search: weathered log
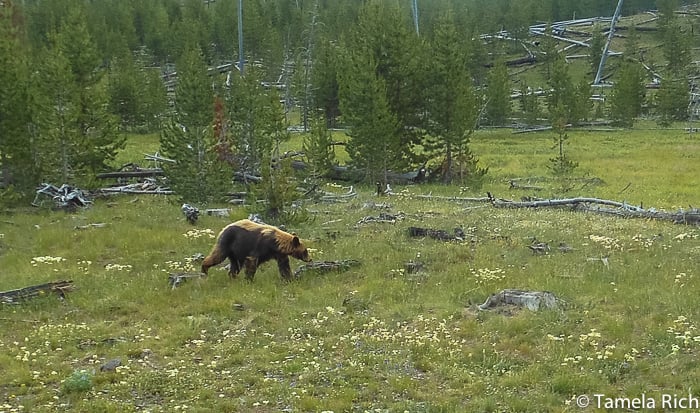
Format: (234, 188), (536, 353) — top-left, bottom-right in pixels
(96, 169), (164, 179)
(356, 212), (405, 226)
(478, 289), (561, 312)
(293, 259), (361, 278)
(408, 226), (465, 241)
(488, 194), (700, 226)
(1, 280), (74, 304)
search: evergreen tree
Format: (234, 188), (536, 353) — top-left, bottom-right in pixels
(608, 60), (646, 127)
(31, 7), (122, 187)
(485, 61), (512, 126)
(302, 115), (335, 183)
(225, 68), (286, 178)
(312, 35), (341, 128)
(347, 0), (427, 168)
(424, 9), (485, 185)
(0, 0), (35, 202)
(32, 46), (81, 184)
(589, 26), (605, 76)
(548, 102), (579, 193)
(520, 82), (541, 125)
(338, 50), (400, 184)
(108, 50), (141, 130)
(656, 76), (690, 126)
(160, 45), (229, 204)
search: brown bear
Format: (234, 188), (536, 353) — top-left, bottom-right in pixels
(201, 219), (311, 281)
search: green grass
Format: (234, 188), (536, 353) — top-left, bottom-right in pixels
(1, 128), (700, 412)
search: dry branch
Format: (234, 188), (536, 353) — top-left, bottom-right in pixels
(1, 280), (74, 304)
(168, 272), (205, 290)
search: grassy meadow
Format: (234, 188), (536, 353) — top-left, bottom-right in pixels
(1, 127), (700, 412)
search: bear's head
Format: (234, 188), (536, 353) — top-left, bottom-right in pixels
(289, 235), (312, 262)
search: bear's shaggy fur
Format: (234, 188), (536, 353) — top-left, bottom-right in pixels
(201, 219), (311, 281)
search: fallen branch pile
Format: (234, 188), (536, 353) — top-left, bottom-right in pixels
(1, 280), (74, 304)
(32, 183), (92, 209)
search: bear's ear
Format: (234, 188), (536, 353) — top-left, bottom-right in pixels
(292, 236), (301, 247)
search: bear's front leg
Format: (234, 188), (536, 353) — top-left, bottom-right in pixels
(244, 257), (258, 281)
(228, 259), (241, 279)
(277, 256), (293, 281)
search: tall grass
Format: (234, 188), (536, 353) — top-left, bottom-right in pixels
(1, 128), (699, 412)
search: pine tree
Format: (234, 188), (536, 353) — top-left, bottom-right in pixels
(589, 27), (605, 75)
(520, 82), (541, 126)
(485, 61), (512, 126)
(302, 115), (335, 182)
(346, 0), (427, 168)
(33, 7), (123, 186)
(609, 61), (646, 127)
(0, 0), (35, 202)
(32, 46), (81, 184)
(160, 45), (230, 204)
(424, 9), (485, 185)
(338, 50), (400, 184)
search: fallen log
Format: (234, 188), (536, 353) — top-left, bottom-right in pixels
(293, 259), (361, 278)
(488, 194), (700, 226)
(1, 280), (74, 304)
(96, 169), (164, 179)
(408, 226), (465, 241)
(478, 289), (562, 312)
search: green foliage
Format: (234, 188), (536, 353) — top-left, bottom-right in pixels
(225, 68), (286, 176)
(62, 370), (94, 394)
(160, 45), (230, 204)
(519, 82), (541, 125)
(344, 0), (427, 168)
(30, 7), (123, 188)
(423, 8), (486, 185)
(160, 122), (230, 204)
(248, 156), (305, 223)
(547, 104), (579, 192)
(588, 26), (605, 75)
(0, 0), (35, 199)
(107, 48), (167, 133)
(302, 115), (336, 182)
(655, 76), (690, 126)
(484, 61), (512, 126)
(338, 50), (400, 184)
(608, 61), (646, 127)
